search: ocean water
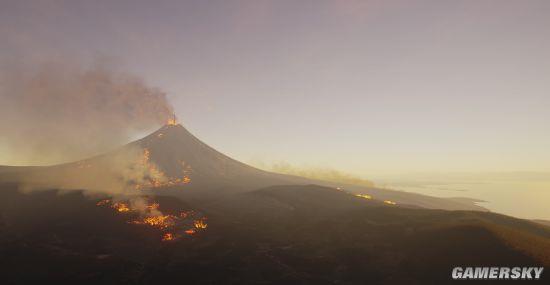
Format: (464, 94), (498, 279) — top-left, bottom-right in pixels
(373, 173), (550, 220)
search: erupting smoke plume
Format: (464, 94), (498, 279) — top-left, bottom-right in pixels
(0, 60), (174, 165)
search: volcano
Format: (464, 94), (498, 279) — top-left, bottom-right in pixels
(1, 123), (485, 211)
(1, 123), (549, 284)
(130, 123), (312, 192)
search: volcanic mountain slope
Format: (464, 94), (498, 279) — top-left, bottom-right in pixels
(131, 124), (310, 192)
(1, 124), (548, 284)
(1, 123), (484, 211)
(0, 183), (548, 284)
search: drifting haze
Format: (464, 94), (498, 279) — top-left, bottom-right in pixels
(14, 144), (178, 218)
(256, 161), (374, 188)
(0, 60), (173, 165)
(1, 0), (549, 173)
(16, 146), (147, 195)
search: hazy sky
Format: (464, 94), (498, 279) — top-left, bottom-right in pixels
(1, 0), (549, 176)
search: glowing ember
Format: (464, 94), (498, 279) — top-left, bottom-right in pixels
(96, 198), (208, 241)
(166, 113), (177, 126)
(134, 148), (192, 190)
(355, 194), (372, 199)
(162, 233), (175, 241)
(142, 148), (150, 162)
(146, 203), (160, 211)
(383, 200), (397, 205)
(112, 202), (130, 212)
(194, 218), (208, 229)
(96, 199), (111, 206)
(131, 215), (176, 229)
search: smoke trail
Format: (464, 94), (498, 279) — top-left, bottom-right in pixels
(256, 161), (375, 187)
(0, 60), (174, 165)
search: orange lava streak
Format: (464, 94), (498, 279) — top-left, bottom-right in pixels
(162, 233), (175, 241)
(355, 194), (372, 199)
(112, 202), (130, 212)
(134, 148), (192, 190)
(96, 198), (207, 241)
(96, 199), (111, 206)
(194, 218), (208, 229)
(131, 215), (176, 229)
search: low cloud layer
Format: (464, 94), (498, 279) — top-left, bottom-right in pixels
(0, 60), (173, 165)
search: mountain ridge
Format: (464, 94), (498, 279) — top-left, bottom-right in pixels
(1, 123), (486, 211)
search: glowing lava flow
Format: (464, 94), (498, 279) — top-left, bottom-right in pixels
(355, 194), (372, 199)
(112, 202), (130, 212)
(194, 217), (208, 229)
(354, 193), (397, 205)
(166, 114), (177, 126)
(162, 233), (175, 241)
(96, 198), (208, 241)
(166, 118), (177, 126)
(131, 215), (176, 229)
(96, 199), (111, 206)
(134, 148), (192, 190)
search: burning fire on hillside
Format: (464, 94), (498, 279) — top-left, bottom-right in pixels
(134, 148), (192, 190)
(113, 202), (131, 212)
(354, 193), (397, 205)
(355, 194), (372, 199)
(194, 218), (208, 229)
(162, 233), (175, 241)
(96, 198), (208, 241)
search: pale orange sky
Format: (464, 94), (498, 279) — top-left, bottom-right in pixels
(1, 0), (549, 176)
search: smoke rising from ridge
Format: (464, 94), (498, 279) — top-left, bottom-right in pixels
(255, 161), (375, 187)
(16, 145), (151, 195)
(10, 144), (176, 218)
(0, 60), (174, 165)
